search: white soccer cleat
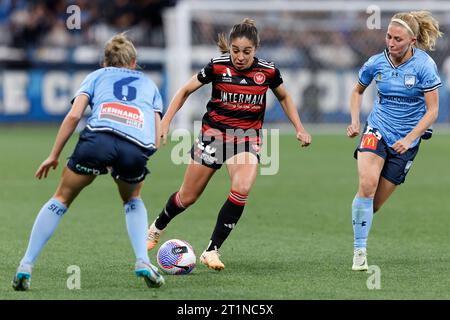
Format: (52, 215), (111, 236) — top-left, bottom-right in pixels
(352, 248), (368, 271)
(200, 249), (225, 271)
(147, 221), (164, 251)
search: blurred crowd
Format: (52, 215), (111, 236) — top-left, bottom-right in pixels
(0, 0), (176, 48)
(0, 0), (449, 70)
(192, 11), (450, 69)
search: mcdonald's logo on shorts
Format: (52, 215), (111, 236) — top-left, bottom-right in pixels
(360, 133), (378, 150)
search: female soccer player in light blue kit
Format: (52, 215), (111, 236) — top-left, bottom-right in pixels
(347, 11), (442, 270)
(12, 33), (165, 290)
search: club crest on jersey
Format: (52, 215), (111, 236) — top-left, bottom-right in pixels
(404, 74), (416, 88)
(253, 72), (266, 85)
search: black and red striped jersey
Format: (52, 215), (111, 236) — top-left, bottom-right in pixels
(197, 55), (283, 140)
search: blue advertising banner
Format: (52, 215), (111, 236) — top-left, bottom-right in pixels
(0, 68), (448, 123)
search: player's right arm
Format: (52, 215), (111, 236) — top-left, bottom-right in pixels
(160, 75), (204, 145)
(348, 56), (375, 138)
(347, 83), (366, 138)
(35, 95), (89, 179)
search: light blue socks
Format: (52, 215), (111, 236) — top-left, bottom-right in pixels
(20, 195), (374, 267)
(124, 198), (150, 264)
(20, 198), (67, 266)
(352, 196), (374, 249)
(20, 197), (151, 267)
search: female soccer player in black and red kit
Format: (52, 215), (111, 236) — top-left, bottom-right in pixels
(147, 18), (311, 270)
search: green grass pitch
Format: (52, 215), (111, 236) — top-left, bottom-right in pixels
(0, 126), (449, 299)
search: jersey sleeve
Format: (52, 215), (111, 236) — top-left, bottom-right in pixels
(197, 61), (214, 84)
(152, 87), (164, 114)
(420, 58), (442, 92)
(71, 70), (98, 104)
(358, 57), (375, 87)
(269, 67), (284, 89)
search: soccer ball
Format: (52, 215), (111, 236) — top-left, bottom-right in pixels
(157, 239), (196, 275)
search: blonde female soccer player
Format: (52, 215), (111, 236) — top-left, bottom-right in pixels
(13, 33), (165, 290)
(347, 11), (442, 270)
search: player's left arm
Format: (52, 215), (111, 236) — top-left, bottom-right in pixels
(392, 89), (439, 154)
(272, 84), (311, 147)
(35, 95), (89, 179)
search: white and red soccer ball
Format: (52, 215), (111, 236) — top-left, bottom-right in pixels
(157, 239), (196, 275)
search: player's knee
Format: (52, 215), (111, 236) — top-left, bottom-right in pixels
(358, 177), (378, 198)
(231, 183), (252, 196)
(54, 182), (92, 208)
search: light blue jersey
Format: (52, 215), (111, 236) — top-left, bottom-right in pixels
(359, 48), (441, 148)
(73, 67), (163, 149)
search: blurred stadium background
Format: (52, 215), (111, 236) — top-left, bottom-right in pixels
(1, 0), (449, 128)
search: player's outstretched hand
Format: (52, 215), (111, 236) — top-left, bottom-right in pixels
(347, 123), (360, 138)
(35, 156), (59, 179)
(296, 131), (312, 147)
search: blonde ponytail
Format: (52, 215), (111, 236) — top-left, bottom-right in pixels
(391, 11), (443, 51)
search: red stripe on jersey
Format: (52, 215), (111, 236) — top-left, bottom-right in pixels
(215, 83), (267, 95)
(201, 124), (261, 144)
(213, 64), (276, 80)
(214, 64), (238, 77)
(208, 111), (262, 130)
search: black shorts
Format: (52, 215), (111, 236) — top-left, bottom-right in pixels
(67, 129), (156, 183)
(190, 132), (261, 170)
(354, 124), (420, 185)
